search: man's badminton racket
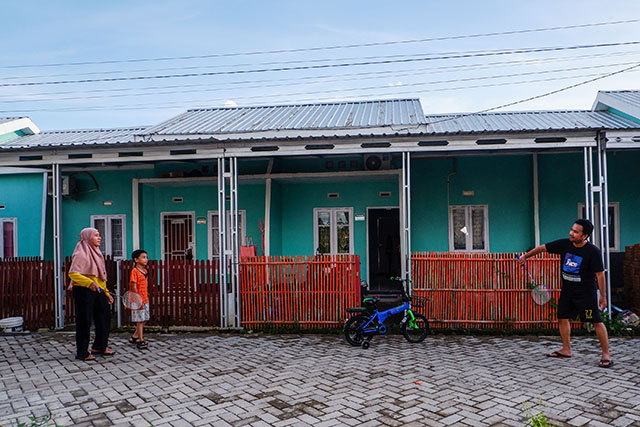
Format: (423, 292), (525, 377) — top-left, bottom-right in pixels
(516, 255), (552, 305)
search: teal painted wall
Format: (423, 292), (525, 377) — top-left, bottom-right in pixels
(140, 182), (266, 260)
(277, 179), (399, 279)
(605, 150), (640, 249)
(5, 150), (638, 264)
(269, 180), (283, 256)
(411, 155), (534, 252)
(0, 173), (45, 257)
(537, 153), (584, 245)
(60, 169), (153, 258)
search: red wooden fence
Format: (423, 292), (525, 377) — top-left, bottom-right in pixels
(119, 259), (220, 328)
(0, 258), (55, 330)
(3, 252), (565, 330)
(412, 252), (562, 328)
(239, 255), (361, 328)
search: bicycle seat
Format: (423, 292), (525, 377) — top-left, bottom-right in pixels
(363, 297), (380, 307)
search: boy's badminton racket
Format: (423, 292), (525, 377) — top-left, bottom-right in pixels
(121, 291), (144, 310)
(94, 286), (143, 310)
(516, 255), (552, 305)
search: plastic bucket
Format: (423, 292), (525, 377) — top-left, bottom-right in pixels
(0, 317), (24, 333)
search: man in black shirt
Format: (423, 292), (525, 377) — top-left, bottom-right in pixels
(518, 219), (612, 368)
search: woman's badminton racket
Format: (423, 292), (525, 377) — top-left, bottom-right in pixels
(516, 255), (552, 305)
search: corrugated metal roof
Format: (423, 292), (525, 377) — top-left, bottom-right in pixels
(423, 110), (640, 134)
(598, 90), (640, 110)
(141, 99), (426, 136)
(0, 117), (24, 126)
(0, 126), (149, 149)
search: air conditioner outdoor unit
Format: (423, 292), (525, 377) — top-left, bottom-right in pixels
(364, 154), (391, 171)
(47, 175), (73, 196)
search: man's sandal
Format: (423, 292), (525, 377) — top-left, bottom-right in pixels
(129, 336), (139, 344)
(136, 340), (148, 350)
(547, 351), (571, 358)
(599, 359), (614, 368)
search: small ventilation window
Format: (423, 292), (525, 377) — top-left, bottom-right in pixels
(361, 142), (391, 148)
(172, 197), (184, 203)
(251, 146), (280, 152)
(0, 205), (5, 210)
(534, 137), (567, 143)
(327, 193), (340, 199)
(68, 153), (93, 159)
(305, 144), (335, 150)
(379, 192), (391, 198)
(118, 151), (143, 157)
(170, 149), (197, 155)
(19, 155), (43, 161)
(418, 140), (449, 147)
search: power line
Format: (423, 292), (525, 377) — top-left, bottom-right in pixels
(2, 61), (636, 105)
(2, 18), (638, 69)
(2, 41), (639, 88)
(5, 67), (639, 114)
(3, 50), (639, 100)
(427, 62), (640, 125)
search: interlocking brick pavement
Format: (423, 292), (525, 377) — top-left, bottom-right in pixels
(1, 332), (639, 426)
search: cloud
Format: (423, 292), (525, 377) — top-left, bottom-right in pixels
(224, 100), (238, 107)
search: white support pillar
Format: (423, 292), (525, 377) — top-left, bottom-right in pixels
(596, 132), (612, 317)
(400, 152), (412, 289)
(217, 157), (241, 329)
(52, 163), (64, 329)
(217, 158), (228, 327)
(230, 157), (241, 329)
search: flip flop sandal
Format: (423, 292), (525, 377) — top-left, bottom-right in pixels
(91, 348), (116, 356)
(76, 354), (96, 361)
(129, 336), (139, 344)
(547, 351), (572, 358)
(136, 341), (148, 350)
(599, 359), (614, 368)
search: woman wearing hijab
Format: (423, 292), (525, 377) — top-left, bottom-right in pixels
(68, 228), (115, 361)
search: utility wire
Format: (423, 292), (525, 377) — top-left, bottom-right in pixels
(5, 68), (639, 114)
(3, 50), (639, 100)
(2, 61), (636, 105)
(2, 41), (639, 88)
(426, 62), (640, 125)
(2, 18), (638, 69)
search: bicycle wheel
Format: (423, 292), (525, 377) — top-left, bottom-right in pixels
(344, 315), (369, 346)
(401, 313), (429, 343)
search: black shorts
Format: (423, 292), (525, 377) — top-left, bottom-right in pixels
(557, 284), (602, 323)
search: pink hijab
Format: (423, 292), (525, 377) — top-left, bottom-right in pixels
(69, 228), (107, 280)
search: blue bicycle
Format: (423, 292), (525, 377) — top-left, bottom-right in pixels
(343, 277), (429, 348)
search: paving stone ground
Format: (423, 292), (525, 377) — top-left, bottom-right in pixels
(1, 332), (639, 426)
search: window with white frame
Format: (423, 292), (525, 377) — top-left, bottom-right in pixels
(449, 205), (489, 252)
(578, 202), (620, 251)
(0, 218), (17, 258)
(91, 215), (126, 259)
(314, 208), (354, 255)
(209, 210), (246, 259)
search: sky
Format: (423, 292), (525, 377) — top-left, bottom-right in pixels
(1, 1), (640, 130)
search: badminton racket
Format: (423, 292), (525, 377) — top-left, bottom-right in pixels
(516, 255), (552, 305)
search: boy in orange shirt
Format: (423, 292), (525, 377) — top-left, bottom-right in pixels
(129, 249), (149, 349)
